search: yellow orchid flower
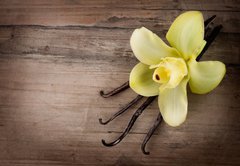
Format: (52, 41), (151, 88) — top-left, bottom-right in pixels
(129, 11), (226, 127)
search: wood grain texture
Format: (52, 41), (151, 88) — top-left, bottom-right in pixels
(0, 0), (240, 33)
(0, 0), (240, 166)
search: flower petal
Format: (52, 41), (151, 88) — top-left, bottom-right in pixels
(188, 58), (226, 94)
(130, 27), (180, 65)
(158, 77), (188, 127)
(166, 11), (206, 60)
(130, 62), (159, 96)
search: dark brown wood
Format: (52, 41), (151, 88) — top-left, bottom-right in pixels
(0, 0), (239, 165)
(0, 0), (239, 33)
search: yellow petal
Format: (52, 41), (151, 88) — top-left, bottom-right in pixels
(129, 62), (160, 96)
(158, 77), (189, 127)
(130, 27), (180, 65)
(188, 58), (226, 94)
(166, 11), (206, 60)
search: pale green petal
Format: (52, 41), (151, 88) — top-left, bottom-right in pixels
(158, 77), (188, 127)
(130, 27), (180, 65)
(129, 62), (159, 97)
(166, 11), (206, 60)
(188, 58), (226, 94)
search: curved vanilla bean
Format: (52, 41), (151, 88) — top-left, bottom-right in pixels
(197, 25), (222, 61)
(141, 113), (162, 155)
(99, 95), (144, 125)
(102, 96), (156, 147)
(100, 81), (129, 98)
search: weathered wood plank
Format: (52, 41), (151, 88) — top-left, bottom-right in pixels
(0, 56), (239, 165)
(0, 0), (239, 11)
(0, 26), (239, 65)
(0, 0), (239, 33)
(0, 1), (239, 165)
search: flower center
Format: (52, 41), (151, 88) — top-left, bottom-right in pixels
(151, 57), (188, 90)
(152, 66), (170, 84)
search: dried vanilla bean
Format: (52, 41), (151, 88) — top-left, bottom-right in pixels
(99, 95), (143, 125)
(102, 96), (156, 147)
(204, 15), (216, 27)
(100, 81), (129, 98)
(141, 113), (162, 155)
(197, 24), (222, 61)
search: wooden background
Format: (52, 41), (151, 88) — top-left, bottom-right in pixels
(0, 0), (239, 165)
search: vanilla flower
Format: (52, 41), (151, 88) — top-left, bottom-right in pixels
(129, 11), (226, 127)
